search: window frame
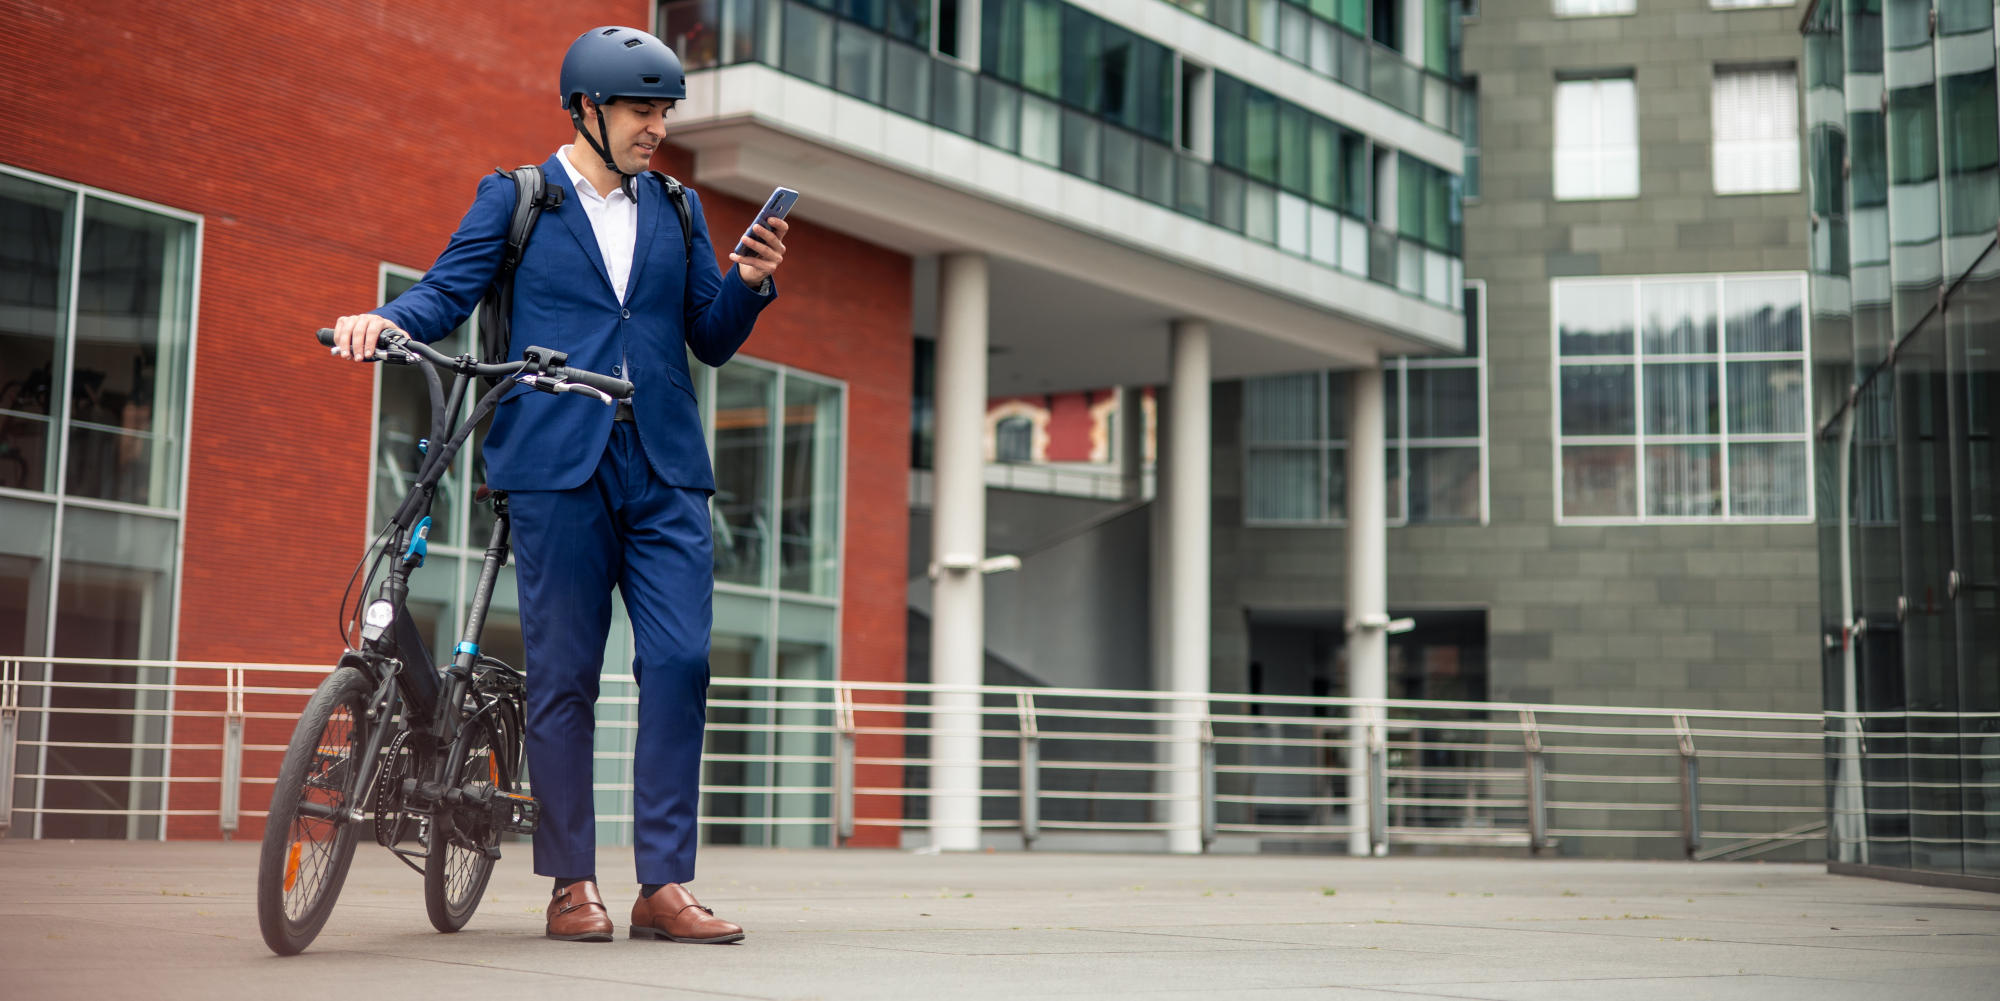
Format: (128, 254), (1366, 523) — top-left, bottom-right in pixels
(1242, 280), (1488, 528)
(1712, 64), (1803, 196)
(1553, 74), (1640, 201)
(691, 354), (852, 606)
(0, 161), (204, 839)
(1550, 271), (1816, 526)
(1552, 0), (1636, 16)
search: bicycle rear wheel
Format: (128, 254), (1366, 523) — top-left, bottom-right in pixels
(256, 665), (374, 956)
(423, 713), (507, 932)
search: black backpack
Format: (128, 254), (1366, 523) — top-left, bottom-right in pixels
(475, 165), (694, 381)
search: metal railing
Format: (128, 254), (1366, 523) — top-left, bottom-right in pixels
(1821, 709), (2000, 860)
(1, 656), (1832, 859)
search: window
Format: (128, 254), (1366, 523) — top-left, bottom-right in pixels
(1554, 0), (1634, 14)
(1553, 274), (1812, 522)
(1712, 0), (1792, 7)
(1179, 60), (1212, 155)
(996, 416), (1034, 463)
(1462, 77), (1480, 199)
(1244, 283), (1485, 524)
(1554, 76), (1638, 199)
(0, 164), (199, 839)
(1713, 66), (1800, 194)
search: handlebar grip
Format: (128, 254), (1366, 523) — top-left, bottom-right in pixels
(317, 327), (393, 352)
(560, 367), (635, 400)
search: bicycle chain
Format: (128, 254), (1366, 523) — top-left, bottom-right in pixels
(371, 728), (417, 848)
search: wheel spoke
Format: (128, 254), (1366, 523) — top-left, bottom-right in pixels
(282, 702), (360, 921)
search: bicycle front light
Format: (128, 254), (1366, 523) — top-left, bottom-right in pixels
(360, 599), (396, 644)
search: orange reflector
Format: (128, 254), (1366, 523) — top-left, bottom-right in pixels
(487, 753), (499, 786)
(283, 840), (302, 891)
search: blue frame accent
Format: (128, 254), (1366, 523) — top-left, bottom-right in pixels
(455, 641), (480, 656)
(403, 516), (432, 567)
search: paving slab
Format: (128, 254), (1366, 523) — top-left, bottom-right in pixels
(0, 841), (1994, 1000)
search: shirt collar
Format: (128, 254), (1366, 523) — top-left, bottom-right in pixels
(555, 145), (637, 205)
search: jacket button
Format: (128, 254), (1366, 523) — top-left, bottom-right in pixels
(621, 308), (631, 319)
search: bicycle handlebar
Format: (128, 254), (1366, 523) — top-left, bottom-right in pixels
(315, 328), (635, 401)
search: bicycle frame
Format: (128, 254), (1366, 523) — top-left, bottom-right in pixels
(313, 328), (628, 864)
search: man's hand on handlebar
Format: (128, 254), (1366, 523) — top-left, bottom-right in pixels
(330, 313), (399, 363)
(312, 328), (636, 402)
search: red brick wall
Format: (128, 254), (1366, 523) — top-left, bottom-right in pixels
(3, 1), (906, 844)
(1044, 391), (1098, 462)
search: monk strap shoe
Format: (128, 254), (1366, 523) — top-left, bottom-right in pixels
(630, 883), (744, 944)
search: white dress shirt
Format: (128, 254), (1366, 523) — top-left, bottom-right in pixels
(555, 145), (638, 303)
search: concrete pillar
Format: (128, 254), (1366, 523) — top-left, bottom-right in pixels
(1345, 361), (1388, 857)
(929, 253), (988, 852)
(1117, 386), (1146, 501)
(1165, 320), (1210, 854)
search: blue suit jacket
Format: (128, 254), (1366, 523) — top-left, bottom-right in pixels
(374, 155), (774, 493)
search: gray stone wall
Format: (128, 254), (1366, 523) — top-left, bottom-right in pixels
(1211, 0), (1824, 722)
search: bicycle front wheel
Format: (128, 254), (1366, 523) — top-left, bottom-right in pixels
(423, 713), (507, 932)
(256, 665), (374, 956)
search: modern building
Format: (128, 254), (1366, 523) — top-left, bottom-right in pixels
(3, 0), (1850, 859)
(911, 0), (1829, 860)
(1801, 0), (1999, 890)
(3, 0), (1468, 848)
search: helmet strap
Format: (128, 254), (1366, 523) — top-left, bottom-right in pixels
(569, 96), (634, 197)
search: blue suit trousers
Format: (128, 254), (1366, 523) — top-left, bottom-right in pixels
(510, 421), (712, 885)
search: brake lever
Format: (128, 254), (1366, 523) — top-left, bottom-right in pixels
(511, 373), (617, 405)
(557, 380), (616, 405)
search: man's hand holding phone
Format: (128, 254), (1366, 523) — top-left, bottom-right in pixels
(731, 187), (798, 290)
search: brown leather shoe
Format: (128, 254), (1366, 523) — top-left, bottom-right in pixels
(630, 883), (744, 944)
(546, 880), (614, 942)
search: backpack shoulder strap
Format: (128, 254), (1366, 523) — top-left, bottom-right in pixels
(477, 165), (560, 376)
(497, 164), (551, 276)
(648, 170), (694, 256)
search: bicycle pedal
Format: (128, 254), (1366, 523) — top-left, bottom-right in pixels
(494, 790), (538, 835)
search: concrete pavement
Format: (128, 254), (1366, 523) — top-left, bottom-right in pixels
(1, 840), (1995, 1000)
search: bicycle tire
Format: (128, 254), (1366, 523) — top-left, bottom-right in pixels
(422, 712), (507, 932)
(256, 665), (375, 956)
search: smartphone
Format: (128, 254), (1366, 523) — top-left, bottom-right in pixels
(733, 186), (799, 257)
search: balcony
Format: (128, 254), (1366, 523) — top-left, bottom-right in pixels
(659, 0), (1466, 318)
(1151, 0), (1466, 136)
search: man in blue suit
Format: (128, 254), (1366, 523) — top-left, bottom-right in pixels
(328, 25), (786, 945)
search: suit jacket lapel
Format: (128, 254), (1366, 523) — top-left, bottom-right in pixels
(625, 174), (662, 306)
(542, 154), (615, 300)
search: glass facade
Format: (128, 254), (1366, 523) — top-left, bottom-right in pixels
(0, 165), (198, 839)
(657, 0), (1465, 308)
(1804, 0), (1999, 883)
(1244, 283), (1484, 524)
(372, 272), (846, 848)
(1156, 0), (1466, 132)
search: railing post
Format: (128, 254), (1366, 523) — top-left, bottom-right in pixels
(1017, 692), (1039, 849)
(218, 664), (245, 839)
(0, 660), (18, 838)
(1675, 714), (1701, 859)
(1521, 709), (1550, 855)
(1198, 716), (1216, 852)
(1367, 720), (1388, 856)
(832, 685), (856, 847)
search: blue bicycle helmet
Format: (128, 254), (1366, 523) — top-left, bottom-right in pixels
(559, 27), (687, 188)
